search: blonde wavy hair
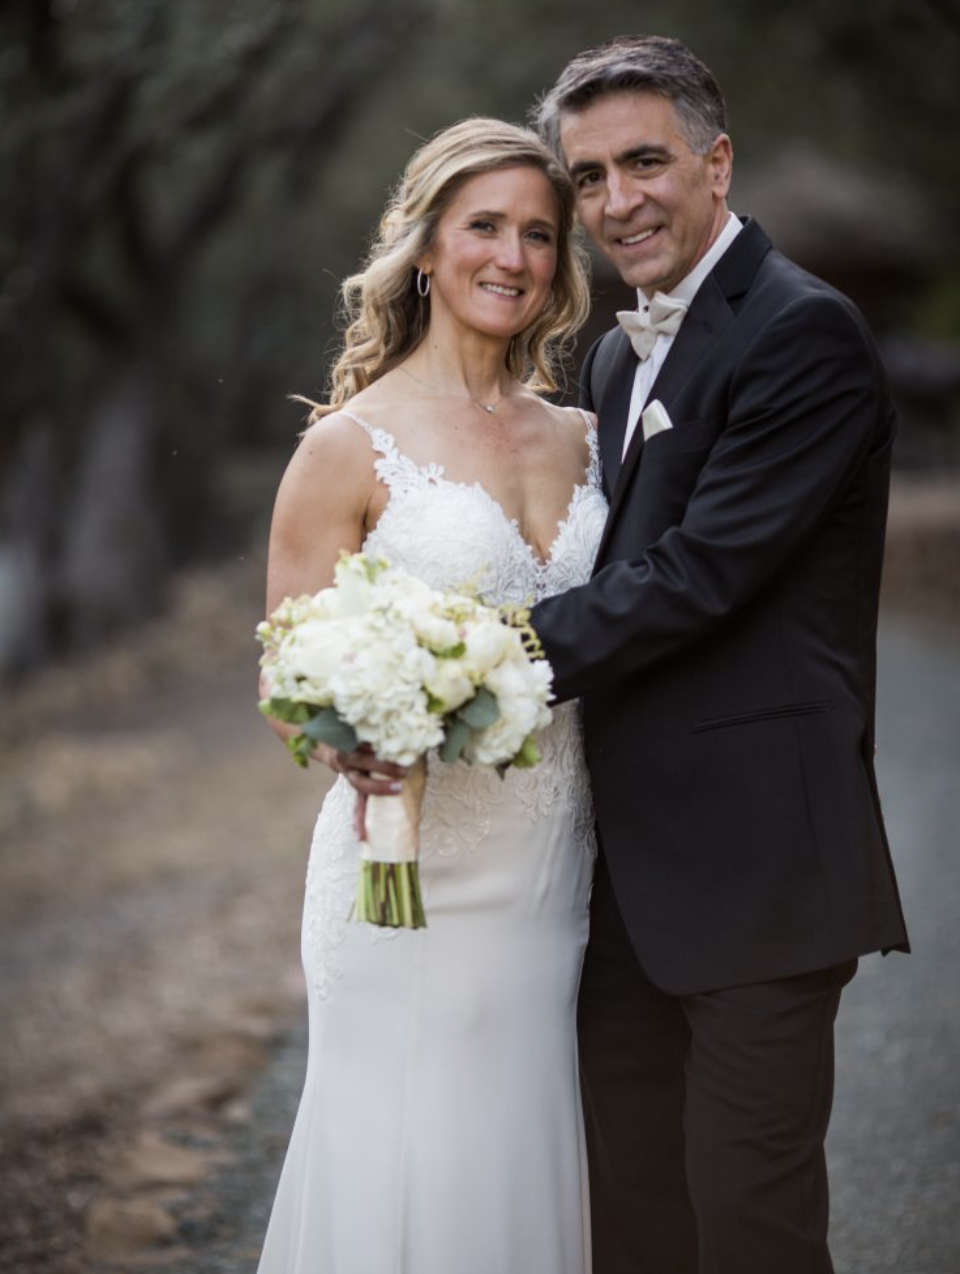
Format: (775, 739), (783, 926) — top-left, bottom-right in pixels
(305, 117), (591, 421)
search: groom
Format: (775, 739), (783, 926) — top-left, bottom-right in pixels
(530, 35), (909, 1274)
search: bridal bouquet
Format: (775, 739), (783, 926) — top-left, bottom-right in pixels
(256, 552), (553, 929)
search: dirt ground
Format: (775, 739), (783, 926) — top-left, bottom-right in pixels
(0, 477), (957, 1273)
(0, 554), (331, 1272)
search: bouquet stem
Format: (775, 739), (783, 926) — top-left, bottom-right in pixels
(353, 757), (427, 929)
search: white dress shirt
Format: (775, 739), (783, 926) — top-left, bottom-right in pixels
(622, 211), (743, 458)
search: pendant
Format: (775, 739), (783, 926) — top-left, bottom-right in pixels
(483, 404), (495, 414)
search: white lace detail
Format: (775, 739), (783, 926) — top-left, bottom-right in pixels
(302, 779), (356, 1001)
(340, 408), (603, 603)
(513, 702), (595, 845)
(303, 408), (606, 999)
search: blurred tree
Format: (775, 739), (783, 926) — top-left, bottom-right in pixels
(0, 0), (426, 668)
(1, 0), (956, 674)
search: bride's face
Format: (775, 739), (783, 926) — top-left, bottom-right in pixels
(419, 165), (560, 342)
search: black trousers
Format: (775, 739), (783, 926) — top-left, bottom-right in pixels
(579, 855), (857, 1274)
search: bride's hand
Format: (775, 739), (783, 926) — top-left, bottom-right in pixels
(314, 744), (404, 843)
(315, 742), (406, 797)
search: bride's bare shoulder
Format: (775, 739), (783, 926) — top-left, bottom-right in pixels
(525, 397), (596, 466)
(298, 380), (405, 447)
(556, 401), (598, 435)
(521, 390), (594, 431)
(274, 406), (381, 506)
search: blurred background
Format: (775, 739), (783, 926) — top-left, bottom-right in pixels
(1, 0), (958, 1270)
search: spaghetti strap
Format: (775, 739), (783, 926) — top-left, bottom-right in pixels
(339, 409), (399, 461)
(338, 408), (447, 491)
(573, 407), (601, 489)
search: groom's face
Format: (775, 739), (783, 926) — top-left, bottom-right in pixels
(560, 90), (732, 297)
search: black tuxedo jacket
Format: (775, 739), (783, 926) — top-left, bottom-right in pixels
(532, 219), (909, 995)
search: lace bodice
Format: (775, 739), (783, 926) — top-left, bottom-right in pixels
(302, 408), (608, 1001)
(341, 409), (607, 605)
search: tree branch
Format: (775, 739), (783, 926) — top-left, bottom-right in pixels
(918, 0), (960, 35)
(268, 1), (431, 195)
(59, 275), (131, 351)
(163, 1), (429, 261)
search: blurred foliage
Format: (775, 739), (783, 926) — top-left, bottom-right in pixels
(0, 0), (958, 671)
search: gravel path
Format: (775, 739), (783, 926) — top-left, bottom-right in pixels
(131, 1019), (308, 1274)
(0, 561), (324, 1274)
(828, 612), (960, 1273)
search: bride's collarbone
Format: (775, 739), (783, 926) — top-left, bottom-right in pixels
(349, 398), (588, 540)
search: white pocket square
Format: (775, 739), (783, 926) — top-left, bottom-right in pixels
(641, 400), (673, 442)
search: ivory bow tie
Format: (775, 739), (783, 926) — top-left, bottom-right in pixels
(616, 293), (689, 360)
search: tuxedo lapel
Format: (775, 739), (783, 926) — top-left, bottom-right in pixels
(593, 221), (773, 568)
(596, 333), (637, 496)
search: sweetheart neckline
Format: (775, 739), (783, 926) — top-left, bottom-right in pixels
(387, 468), (595, 572)
(342, 409), (602, 572)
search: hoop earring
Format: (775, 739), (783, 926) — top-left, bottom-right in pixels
(416, 268), (431, 298)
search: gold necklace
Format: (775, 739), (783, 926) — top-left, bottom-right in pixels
(399, 365), (505, 415)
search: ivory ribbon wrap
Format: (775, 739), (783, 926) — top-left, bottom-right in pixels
(360, 756), (427, 863)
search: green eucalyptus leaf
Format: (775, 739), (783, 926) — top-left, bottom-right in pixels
(458, 687), (500, 729)
(439, 716), (471, 764)
(300, 707), (359, 751)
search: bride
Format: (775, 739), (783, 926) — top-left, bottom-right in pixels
(257, 117), (607, 1274)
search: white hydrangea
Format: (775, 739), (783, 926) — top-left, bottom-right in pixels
(462, 616), (521, 678)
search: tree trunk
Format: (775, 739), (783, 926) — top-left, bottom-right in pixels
(57, 368), (169, 650)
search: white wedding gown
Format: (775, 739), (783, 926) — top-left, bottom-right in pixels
(257, 409), (607, 1274)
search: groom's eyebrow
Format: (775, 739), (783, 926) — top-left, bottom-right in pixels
(617, 143), (671, 164)
(567, 158), (604, 181)
(567, 144), (670, 180)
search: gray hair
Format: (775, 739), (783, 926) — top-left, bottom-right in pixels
(535, 35), (727, 158)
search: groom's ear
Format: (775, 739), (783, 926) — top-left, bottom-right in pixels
(707, 134), (733, 199)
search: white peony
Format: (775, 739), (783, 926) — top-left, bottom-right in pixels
(410, 610), (463, 653)
(425, 658), (475, 712)
(461, 618), (519, 678)
(306, 586), (345, 620)
(280, 616), (362, 698)
(465, 658), (553, 766)
(331, 552), (380, 616)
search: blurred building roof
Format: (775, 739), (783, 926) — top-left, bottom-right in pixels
(727, 144), (952, 331)
(730, 144), (939, 276)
